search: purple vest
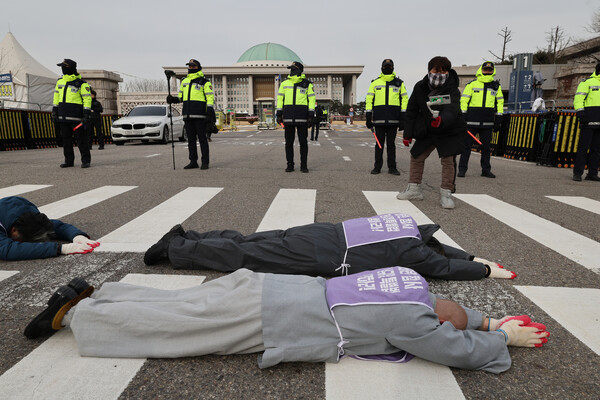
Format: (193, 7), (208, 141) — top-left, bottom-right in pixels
(325, 266), (433, 363)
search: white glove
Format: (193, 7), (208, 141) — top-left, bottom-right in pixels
(73, 235), (100, 248)
(474, 257), (516, 279)
(498, 319), (548, 347)
(60, 242), (93, 255)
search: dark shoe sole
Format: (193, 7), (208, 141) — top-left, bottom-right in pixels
(370, 170), (381, 175)
(584, 175), (600, 181)
(573, 175), (582, 182)
(60, 164), (74, 168)
(388, 170), (400, 176)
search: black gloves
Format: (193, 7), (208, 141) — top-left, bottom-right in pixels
(366, 112), (373, 129)
(577, 110), (588, 126)
(307, 111), (314, 128)
(206, 107), (216, 123)
(494, 115), (502, 131)
(52, 107), (59, 123)
(276, 110), (283, 125)
(166, 95), (180, 104)
(83, 109), (92, 122)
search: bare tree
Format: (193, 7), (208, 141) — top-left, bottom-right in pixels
(546, 26), (570, 63)
(119, 78), (167, 93)
(586, 8), (600, 34)
(488, 27), (512, 63)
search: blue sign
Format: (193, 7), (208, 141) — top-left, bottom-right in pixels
(508, 70), (533, 111)
(0, 73), (12, 83)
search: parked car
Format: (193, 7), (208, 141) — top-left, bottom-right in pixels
(111, 105), (185, 145)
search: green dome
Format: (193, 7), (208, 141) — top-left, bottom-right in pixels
(235, 43), (302, 65)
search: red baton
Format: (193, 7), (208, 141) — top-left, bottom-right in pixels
(467, 130), (482, 145)
(73, 123), (83, 131)
(371, 128), (382, 149)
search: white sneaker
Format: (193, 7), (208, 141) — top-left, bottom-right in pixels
(440, 188), (455, 209)
(396, 183), (424, 200)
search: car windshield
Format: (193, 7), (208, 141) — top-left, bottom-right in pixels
(128, 107), (166, 117)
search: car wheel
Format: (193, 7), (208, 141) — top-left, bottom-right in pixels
(115, 141), (125, 146)
(160, 125), (169, 144)
(179, 127), (187, 142)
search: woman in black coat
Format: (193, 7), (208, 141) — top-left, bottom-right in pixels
(397, 56), (466, 209)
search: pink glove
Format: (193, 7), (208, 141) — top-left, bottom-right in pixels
(497, 315), (550, 348)
(403, 138), (412, 147)
(73, 235), (100, 248)
(431, 116), (442, 128)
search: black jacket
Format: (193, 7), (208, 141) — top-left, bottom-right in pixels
(91, 99), (103, 120)
(404, 69), (466, 158)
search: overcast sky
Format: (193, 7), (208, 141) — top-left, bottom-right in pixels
(3, 0), (599, 100)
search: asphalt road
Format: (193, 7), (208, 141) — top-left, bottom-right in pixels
(0, 124), (599, 399)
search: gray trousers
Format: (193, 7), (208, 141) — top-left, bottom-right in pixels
(70, 269), (265, 358)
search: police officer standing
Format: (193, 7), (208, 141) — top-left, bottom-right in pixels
(276, 61), (315, 173)
(88, 90), (104, 150)
(167, 59), (215, 170)
(53, 59), (92, 168)
(310, 104), (322, 141)
(573, 63), (600, 182)
(457, 61), (504, 178)
(365, 59), (407, 175)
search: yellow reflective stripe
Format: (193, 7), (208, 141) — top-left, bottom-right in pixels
(575, 92), (587, 96)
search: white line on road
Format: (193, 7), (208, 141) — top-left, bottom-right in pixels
(248, 135), (254, 137)
(515, 286), (600, 355)
(97, 187), (222, 252)
(256, 189), (316, 231)
(335, 146), (342, 151)
(0, 271), (19, 282)
(145, 154), (161, 158)
(454, 194), (600, 271)
(0, 274), (206, 400)
(546, 196), (600, 215)
(0, 184), (51, 198)
(39, 186), (137, 219)
(343, 156), (351, 161)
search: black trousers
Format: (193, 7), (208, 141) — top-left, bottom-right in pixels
(284, 125), (308, 167)
(60, 121), (90, 164)
(574, 126), (600, 177)
(87, 118), (104, 148)
(310, 122), (320, 140)
(458, 127), (492, 173)
(184, 119), (209, 165)
(373, 125), (397, 170)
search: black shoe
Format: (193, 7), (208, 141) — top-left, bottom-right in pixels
(584, 174), (600, 181)
(481, 171), (496, 178)
(144, 224), (185, 265)
(457, 170), (466, 178)
(388, 168), (400, 176)
(371, 168), (381, 175)
(573, 174), (582, 182)
(301, 167), (309, 173)
(310, 138), (314, 141)
(200, 164), (209, 170)
(24, 278), (93, 339)
(60, 163), (74, 168)
(285, 166), (294, 172)
(184, 162), (199, 169)
(98, 146), (104, 150)
(81, 163), (90, 169)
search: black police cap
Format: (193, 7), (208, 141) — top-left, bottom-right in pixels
(482, 61), (495, 70)
(287, 61), (304, 72)
(186, 59), (201, 69)
(382, 59), (394, 68)
(57, 59), (77, 68)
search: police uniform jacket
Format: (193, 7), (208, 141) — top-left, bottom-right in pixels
(53, 74), (92, 122)
(178, 71), (214, 120)
(574, 71), (600, 127)
(276, 74), (315, 126)
(461, 65), (504, 128)
(365, 72), (408, 126)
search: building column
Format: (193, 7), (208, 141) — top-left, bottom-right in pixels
(351, 74), (357, 105)
(248, 74), (253, 114)
(327, 75), (332, 99)
(222, 75), (228, 110)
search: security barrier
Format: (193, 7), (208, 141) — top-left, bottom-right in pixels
(504, 113), (540, 161)
(0, 109), (27, 151)
(551, 112), (580, 168)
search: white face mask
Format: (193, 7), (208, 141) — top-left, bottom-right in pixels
(428, 72), (448, 88)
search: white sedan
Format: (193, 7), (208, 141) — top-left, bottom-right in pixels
(111, 105), (185, 145)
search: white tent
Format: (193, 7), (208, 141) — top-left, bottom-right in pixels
(0, 32), (58, 111)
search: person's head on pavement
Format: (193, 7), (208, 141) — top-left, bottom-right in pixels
(10, 212), (55, 242)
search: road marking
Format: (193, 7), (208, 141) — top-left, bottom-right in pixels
(546, 196), (600, 215)
(335, 146), (342, 151)
(256, 189), (316, 231)
(97, 187), (222, 252)
(363, 191), (461, 248)
(515, 286), (600, 355)
(454, 194), (600, 271)
(343, 156), (351, 161)
(39, 186), (137, 219)
(248, 135), (254, 137)
(145, 154), (161, 158)
(326, 191), (465, 399)
(326, 358), (465, 400)
(0, 274), (206, 400)
(0, 184), (51, 198)
(0, 271), (19, 282)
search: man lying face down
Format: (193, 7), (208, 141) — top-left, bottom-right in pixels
(144, 213), (515, 281)
(25, 267), (548, 373)
(0, 196), (99, 261)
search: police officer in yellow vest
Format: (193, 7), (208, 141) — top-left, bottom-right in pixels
(457, 61), (504, 178)
(53, 59), (92, 168)
(365, 59), (408, 175)
(276, 61), (315, 173)
(167, 59), (215, 170)
(573, 63), (600, 182)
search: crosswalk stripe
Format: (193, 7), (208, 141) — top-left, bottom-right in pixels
(0, 184), (51, 198)
(0, 271), (19, 282)
(256, 189), (316, 231)
(38, 186), (137, 219)
(546, 196), (600, 215)
(343, 156), (351, 161)
(0, 274), (206, 400)
(363, 191), (461, 248)
(96, 187), (223, 253)
(515, 286), (600, 355)
(454, 194), (600, 271)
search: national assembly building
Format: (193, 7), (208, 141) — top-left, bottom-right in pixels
(162, 43), (364, 115)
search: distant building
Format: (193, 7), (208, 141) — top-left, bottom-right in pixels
(162, 42), (364, 114)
